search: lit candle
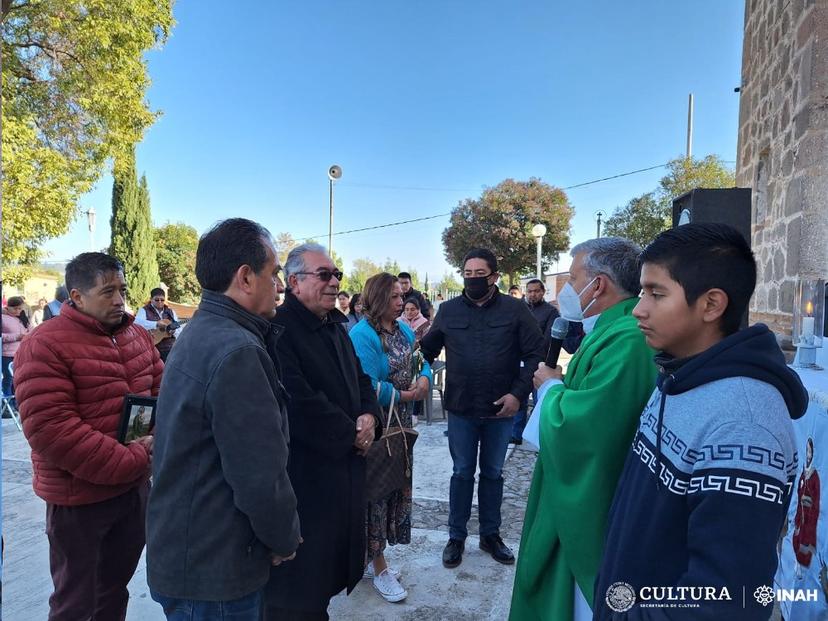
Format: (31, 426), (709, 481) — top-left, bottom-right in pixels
(802, 300), (815, 344)
(802, 317), (815, 342)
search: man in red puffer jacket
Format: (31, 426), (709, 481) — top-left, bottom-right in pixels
(14, 252), (163, 621)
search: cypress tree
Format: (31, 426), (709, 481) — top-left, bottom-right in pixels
(110, 151), (160, 308)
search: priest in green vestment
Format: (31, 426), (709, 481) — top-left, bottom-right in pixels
(510, 238), (657, 621)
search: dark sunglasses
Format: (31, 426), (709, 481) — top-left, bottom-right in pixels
(296, 269), (344, 282)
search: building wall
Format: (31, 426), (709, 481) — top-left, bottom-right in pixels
(4, 274), (59, 308)
(736, 0), (828, 335)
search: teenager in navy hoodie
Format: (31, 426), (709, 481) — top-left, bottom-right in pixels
(594, 223), (808, 620)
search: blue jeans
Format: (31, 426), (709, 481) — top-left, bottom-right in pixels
(511, 400), (529, 439)
(2, 356), (14, 397)
(447, 413), (513, 540)
(151, 589), (261, 621)
(511, 391), (537, 439)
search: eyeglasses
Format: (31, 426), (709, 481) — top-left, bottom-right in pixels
(295, 269), (344, 282)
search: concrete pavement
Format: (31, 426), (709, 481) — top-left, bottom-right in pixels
(2, 409), (537, 620)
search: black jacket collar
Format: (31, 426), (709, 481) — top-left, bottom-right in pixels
(460, 286), (501, 308)
(280, 291), (348, 332)
(199, 290), (282, 342)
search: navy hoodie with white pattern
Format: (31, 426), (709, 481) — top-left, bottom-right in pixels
(594, 324), (808, 620)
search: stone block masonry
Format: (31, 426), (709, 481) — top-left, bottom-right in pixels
(736, 0), (828, 336)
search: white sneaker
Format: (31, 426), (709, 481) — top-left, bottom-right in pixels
(372, 568), (408, 603)
(363, 564), (401, 580)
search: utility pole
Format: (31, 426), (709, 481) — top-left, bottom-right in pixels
(327, 165), (342, 253)
(531, 224), (547, 280)
(328, 179), (334, 253)
(686, 93), (694, 160)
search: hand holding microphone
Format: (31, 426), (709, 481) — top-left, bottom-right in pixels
(545, 316), (570, 367)
(534, 317), (569, 389)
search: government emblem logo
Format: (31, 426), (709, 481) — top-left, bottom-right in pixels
(606, 582), (636, 613)
(754, 585), (774, 607)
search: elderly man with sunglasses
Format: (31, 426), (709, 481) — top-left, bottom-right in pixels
(262, 243), (382, 621)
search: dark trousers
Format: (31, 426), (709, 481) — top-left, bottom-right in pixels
(46, 482), (149, 621)
(447, 413), (513, 540)
(2, 355), (14, 397)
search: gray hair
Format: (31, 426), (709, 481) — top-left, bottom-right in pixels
(570, 237), (642, 297)
(284, 242), (330, 282)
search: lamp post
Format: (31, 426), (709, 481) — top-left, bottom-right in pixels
(327, 165), (342, 253)
(531, 223), (547, 280)
(85, 206), (96, 251)
(595, 210), (606, 238)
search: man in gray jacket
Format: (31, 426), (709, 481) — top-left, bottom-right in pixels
(147, 218), (301, 620)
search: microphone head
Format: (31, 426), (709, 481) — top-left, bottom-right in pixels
(551, 316), (570, 339)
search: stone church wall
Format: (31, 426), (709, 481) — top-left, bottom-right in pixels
(736, 0), (828, 335)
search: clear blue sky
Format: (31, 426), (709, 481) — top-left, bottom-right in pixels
(45, 0), (746, 282)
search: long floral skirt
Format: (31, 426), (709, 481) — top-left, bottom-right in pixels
(365, 482), (413, 562)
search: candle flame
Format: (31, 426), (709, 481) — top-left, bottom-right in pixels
(806, 301), (814, 316)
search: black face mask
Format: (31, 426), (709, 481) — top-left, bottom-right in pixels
(464, 276), (491, 300)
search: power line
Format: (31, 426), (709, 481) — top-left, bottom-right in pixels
(295, 212), (451, 243)
(340, 182), (475, 193)
(562, 163), (668, 189)
(295, 162), (675, 241)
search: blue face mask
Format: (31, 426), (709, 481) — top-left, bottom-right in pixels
(581, 313), (601, 334)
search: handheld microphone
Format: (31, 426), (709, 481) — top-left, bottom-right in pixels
(545, 317), (570, 368)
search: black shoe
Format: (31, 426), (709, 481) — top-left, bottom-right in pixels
(442, 538), (464, 568)
(509, 437), (523, 445)
(479, 534), (515, 565)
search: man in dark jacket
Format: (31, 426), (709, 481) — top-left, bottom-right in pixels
(420, 248), (544, 569)
(398, 271), (431, 319)
(147, 219), (301, 620)
(264, 243), (382, 621)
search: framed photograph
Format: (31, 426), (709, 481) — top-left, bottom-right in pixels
(118, 394), (157, 444)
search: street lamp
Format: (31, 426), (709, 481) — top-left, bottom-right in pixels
(594, 210), (606, 238)
(85, 206), (96, 251)
(327, 165), (342, 253)
(531, 223), (547, 280)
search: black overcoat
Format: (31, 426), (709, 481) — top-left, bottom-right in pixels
(264, 292), (381, 611)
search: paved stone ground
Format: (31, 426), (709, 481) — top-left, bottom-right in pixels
(2, 405), (538, 620)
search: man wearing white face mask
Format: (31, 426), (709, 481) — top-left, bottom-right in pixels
(510, 237), (657, 621)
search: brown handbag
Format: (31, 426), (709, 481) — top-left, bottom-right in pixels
(365, 386), (419, 503)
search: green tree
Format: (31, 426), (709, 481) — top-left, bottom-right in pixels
(382, 258), (401, 276)
(1, 0), (174, 285)
(347, 258), (382, 294)
(110, 159), (160, 307)
(659, 154), (735, 203)
(406, 269), (423, 291)
(603, 155), (736, 247)
(155, 222), (200, 304)
(436, 272), (463, 294)
(603, 193), (665, 248)
(442, 178), (573, 284)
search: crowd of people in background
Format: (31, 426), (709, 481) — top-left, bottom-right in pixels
(3, 216), (811, 621)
